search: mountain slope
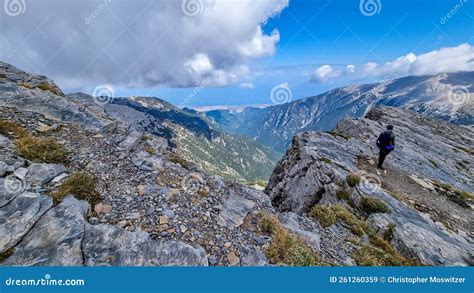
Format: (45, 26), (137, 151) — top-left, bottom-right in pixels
(265, 106), (473, 265)
(205, 72), (474, 152)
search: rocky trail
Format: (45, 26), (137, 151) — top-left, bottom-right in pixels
(0, 62), (473, 267)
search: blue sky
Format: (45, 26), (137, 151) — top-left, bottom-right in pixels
(2, 0), (473, 107)
(140, 0), (474, 107)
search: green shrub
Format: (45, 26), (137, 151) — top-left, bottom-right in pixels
(15, 135), (68, 163)
(52, 172), (99, 205)
(321, 157), (332, 164)
(336, 189), (350, 201)
(346, 173), (361, 187)
(361, 197), (390, 214)
(310, 205), (336, 227)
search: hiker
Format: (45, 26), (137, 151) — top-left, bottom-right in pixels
(376, 125), (395, 169)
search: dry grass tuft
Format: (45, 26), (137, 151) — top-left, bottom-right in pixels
(52, 172), (99, 206)
(15, 135), (68, 164)
(259, 213), (319, 266)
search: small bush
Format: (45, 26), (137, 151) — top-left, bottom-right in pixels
(259, 214), (319, 266)
(15, 135), (68, 163)
(321, 157), (332, 164)
(169, 153), (189, 168)
(346, 173), (361, 187)
(0, 247), (15, 262)
(336, 189), (350, 201)
(52, 172), (99, 205)
(0, 119), (27, 138)
(144, 146), (156, 155)
(259, 213), (278, 234)
(353, 246), (407, 266)
(361, 197), (390, 214)
(310, 205), (336, 227)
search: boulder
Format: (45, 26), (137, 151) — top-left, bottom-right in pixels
(83, 224), (208, 266)
(0, 192), (52, 254)
(2, 196), (89, 266)
(217, 194), (255, 228)
(26, 163), (67, 186)
(118, 130), (143, 151)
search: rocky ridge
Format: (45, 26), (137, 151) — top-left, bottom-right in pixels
(266, 106), (473, 265)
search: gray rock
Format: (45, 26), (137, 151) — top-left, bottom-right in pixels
(132, 151), (164, 171)
(0, 63), (114, 132)
(1, 196), (89, 266)
(0, 161), (8, 176)
(240, 246), (268, 266)
(118, 130), (143, 151)
(83, 224), (208, 266)
(208, 255), (218, 266)
(145, 136), (168, 154)
(0, 176), (27, 207)
(0, 192), (52, 254)
(13, 167), (28, 180)
(278, 212), (321, 252)
(26, 163), (67, 186)
(217, 194), (255, 228)
(0, 135), (12, 148)
(163, 209), (175, 218)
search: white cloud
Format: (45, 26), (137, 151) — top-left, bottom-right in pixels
(0, 0), (289, 91)
(346, 64), (355, 74)
(311, 65), (341, 83)
(311, 44), (474, 83)
(410, 44), (474, 75)
(240, 82), (255, 89)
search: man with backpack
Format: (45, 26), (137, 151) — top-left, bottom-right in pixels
(376, 125), (395, 169)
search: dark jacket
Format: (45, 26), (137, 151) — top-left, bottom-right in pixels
(376, 130), (395, 150)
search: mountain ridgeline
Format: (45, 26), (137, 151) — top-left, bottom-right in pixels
(204, 72), (474, 152)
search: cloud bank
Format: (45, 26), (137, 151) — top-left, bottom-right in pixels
(311, 43), (474, 83)
(0, 0), (289, 92)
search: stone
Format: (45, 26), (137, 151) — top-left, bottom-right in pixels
(163, 209), (175, 219)
(278, 212), (321, 252)
(208, 255), (218, 266)
(51, 173), (68, 184)
(25, 163), (67, 186)
(0, 135), (12, 148)
(132, 151), (164, 171)
(83, 224), (208, 266)
(0, 177), (26, 207)
(159, 216), (168, 225)
(240, 246), (268, 266)
(117, 130), (143, 151)
(409, 175), (435, 191)
(217, 195), (255, 228)
(0, 161), (7, 176)
(13, 168), (28, 180)
(227, 251), (240, 266)
(94, 202), (113, 215)
(0, 192), (52, 254)
(2, 196), (89, 266)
